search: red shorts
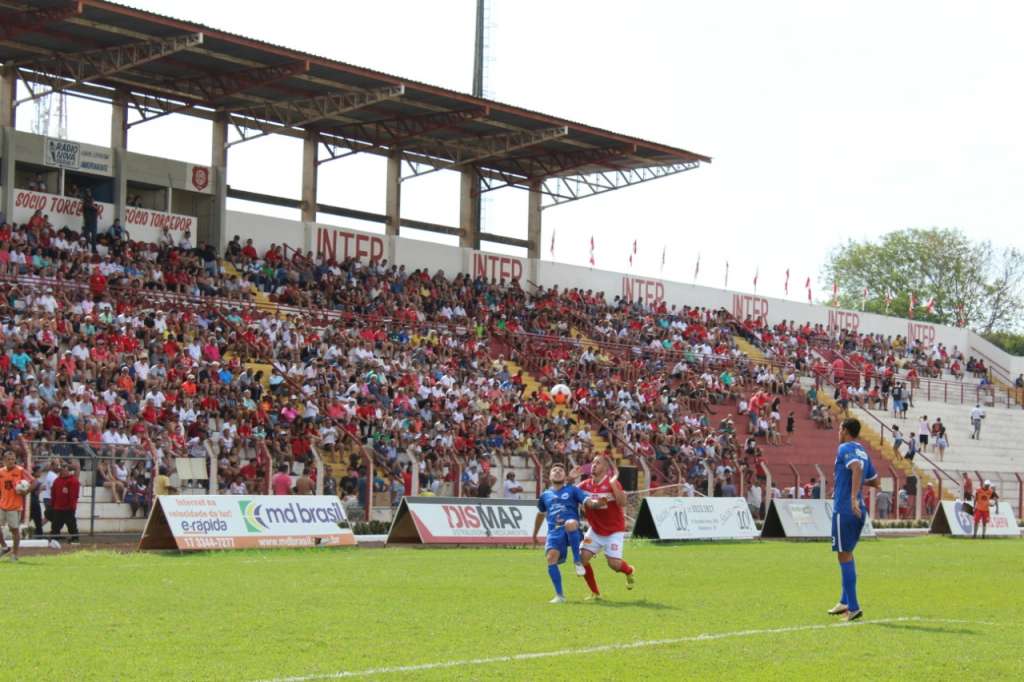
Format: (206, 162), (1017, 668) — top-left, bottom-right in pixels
(973, 509), (990, 524)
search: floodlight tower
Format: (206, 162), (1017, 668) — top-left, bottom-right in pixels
(472, 0), (488, 242)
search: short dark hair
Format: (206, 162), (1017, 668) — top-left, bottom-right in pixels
(841, 418), (861, 438)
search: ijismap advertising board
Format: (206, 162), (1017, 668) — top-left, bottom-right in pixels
(387, 496), (546, 545)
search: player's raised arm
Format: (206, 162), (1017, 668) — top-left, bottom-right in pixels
(608, 463), (628, 508)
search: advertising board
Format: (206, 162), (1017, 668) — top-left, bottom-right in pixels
(139, 495), (356, 550)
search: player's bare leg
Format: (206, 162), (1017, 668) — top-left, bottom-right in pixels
(607, 556), (635, 589)
(580, 548), (601, 599)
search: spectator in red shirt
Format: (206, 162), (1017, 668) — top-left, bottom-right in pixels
(271, 463), (292, 495)
(89, 267), (107, 297)
(50, 461), (80, 544)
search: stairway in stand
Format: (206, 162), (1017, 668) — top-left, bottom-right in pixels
(220, 260), (277, 312)
(503, 358), (643, 488)
(732, 335), (768, 365)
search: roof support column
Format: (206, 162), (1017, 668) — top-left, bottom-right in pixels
(0, 63), (15, 129)
(110, 90), (128, 223)
(459, 167), (480, 249)
(527, 181), (542, 259)
(300, 128), (317, 223)
(384, 150), (401, 236)
(209, 112), (228, 253)
(1, 127), (14, 224)
(0, 67), (15, 220)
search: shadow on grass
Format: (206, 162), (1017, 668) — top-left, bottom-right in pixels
(569, 598), (676, 611)
(872, 622), (983, 636)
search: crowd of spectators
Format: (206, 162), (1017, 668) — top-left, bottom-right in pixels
(0, 212), (788, 525)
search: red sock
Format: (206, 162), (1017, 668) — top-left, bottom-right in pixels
(583, 564), (601, 595)
(617, 560), (634, 575)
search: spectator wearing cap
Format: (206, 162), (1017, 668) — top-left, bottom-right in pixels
(922, 483), (937, 518)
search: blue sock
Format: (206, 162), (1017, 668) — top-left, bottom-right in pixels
(840, 560), (859, 612)
(547, 564), (563, 596)
(568, 529), (582, 563)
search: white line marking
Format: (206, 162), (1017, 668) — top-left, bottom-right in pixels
(254, 616), (994, 681)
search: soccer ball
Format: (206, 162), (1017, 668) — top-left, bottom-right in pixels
(551, 384), (571, 405)
(15, 480), (30, 495)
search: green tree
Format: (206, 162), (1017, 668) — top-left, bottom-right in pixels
(822, 228), (1024, 333)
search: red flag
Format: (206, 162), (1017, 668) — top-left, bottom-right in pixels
(908, 292), (916, 319)
(784, 268), (790, 295)
(589, 236), (595, 267)
(807, 287), (812, 303)
(804, 276), (811, 289)
(628, 239), (637, 268)
(753, 267), (759, 292)
(925, 297), (935, 314)
(549, 229), (555, 258)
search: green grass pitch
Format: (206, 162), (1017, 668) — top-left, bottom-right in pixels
(6, 536), (1022, 681)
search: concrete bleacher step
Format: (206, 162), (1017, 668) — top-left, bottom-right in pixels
(77, 518), (147, 533)
(503, 357), (643, 489)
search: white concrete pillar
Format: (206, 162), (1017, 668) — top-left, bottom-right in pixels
(110, 91), (128, 223)
(209, 113), (229, 252)
(300, 128), (317, 223)
(459, 167), (480, 249)
(527, 181), (542, 259)
(385, 150), (401, 237)
(0, 64), (15, 129)
(1, 127), (15, 224)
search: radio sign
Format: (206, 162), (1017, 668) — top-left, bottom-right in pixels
(45, 139), (80, 168)
(43, 137), (113, 176)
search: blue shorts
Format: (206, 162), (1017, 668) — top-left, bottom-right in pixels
(545, 528), (568, 564)
(831, 511), (866, 553)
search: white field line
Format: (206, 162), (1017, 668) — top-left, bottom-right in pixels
(254, 616), (995, 682)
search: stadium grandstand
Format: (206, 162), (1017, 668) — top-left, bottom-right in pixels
(0, 0), (1021, 548)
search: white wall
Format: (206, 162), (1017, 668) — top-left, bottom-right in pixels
(221, 212), (1022, 374)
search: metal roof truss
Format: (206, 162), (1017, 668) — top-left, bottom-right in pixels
(14, 31), (204, 105)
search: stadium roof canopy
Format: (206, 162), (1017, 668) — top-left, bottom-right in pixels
(1, 0), (709, 208)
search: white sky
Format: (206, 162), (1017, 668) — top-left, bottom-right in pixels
(18, 0), (1024, 298)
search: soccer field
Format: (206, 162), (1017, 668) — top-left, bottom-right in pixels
(7, 537), (1022, 681)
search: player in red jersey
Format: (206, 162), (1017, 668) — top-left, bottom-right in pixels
(578, 455), (635, 599)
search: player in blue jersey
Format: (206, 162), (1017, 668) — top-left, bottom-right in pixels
(828, 418), (881, 622)
(531, 463), (593, 603)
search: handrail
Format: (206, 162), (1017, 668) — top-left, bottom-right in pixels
(361, 445), (373, 522)
(1016, 473), (1023, 518)
(763, 462), (775, 504)
(809, 347), (963, 494)
(310, 444), (325, 496)
(204, 440), (218, 494)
